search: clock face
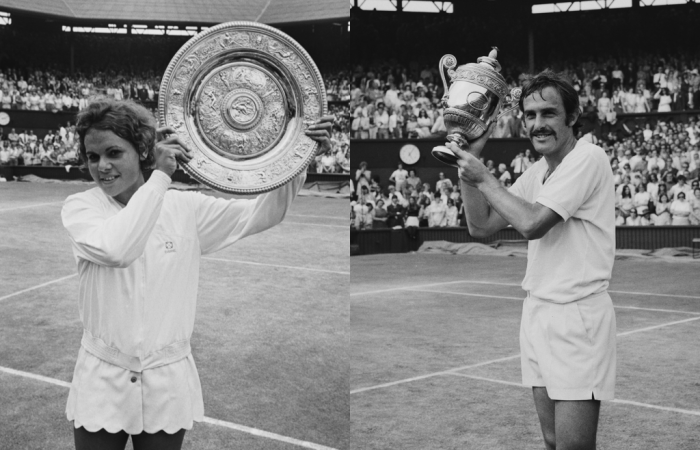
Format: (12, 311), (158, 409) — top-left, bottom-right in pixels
(0, 112), (9, 126)
(399, 144), (420, 165)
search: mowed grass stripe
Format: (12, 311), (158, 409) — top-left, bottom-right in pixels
(283, 221), (346, 229)
(404, 288), (700, 315)
(0, 201), (65, 212)
(446, 372), (700, 417)
(351, 316), (700, 395)
(0, 367), (339, 450)
(0, 273), (77, 303)
(203, 257), (349, 275)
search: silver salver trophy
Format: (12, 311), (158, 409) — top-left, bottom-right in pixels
(159, 21), (327, 194)
(432, 48), (521, 167)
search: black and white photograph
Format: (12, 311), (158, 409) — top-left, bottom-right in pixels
(0, 1), (349, 449)
(350, 1), (700, 449)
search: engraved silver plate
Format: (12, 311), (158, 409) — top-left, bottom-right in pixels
(159, 21), (327, 194)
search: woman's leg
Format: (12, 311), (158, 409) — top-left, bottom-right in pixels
(132, 429), (186, 450)
(74, 426), (129, 450)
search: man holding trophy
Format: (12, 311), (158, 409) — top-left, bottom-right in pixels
(434, 50), (616, 450)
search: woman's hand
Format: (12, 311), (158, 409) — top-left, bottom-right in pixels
(305, 115), (335, 156)
(154, 126), (193, 177)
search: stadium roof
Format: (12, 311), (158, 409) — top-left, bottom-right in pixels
(0, 0), (348, 25)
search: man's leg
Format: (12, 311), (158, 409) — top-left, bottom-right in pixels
(533, 387), (601, 450)
(532, 387), (556, 450)
(554, 398), (600, 450)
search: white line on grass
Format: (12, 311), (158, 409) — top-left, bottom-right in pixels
(0, 365), (71, 388)
(355, 279), (700, 301)
(283, 221), (347, 229)
(617, 316), (700, 336)
(351, 316), (700, 395)
(0, 366), (339, 450)
(203, 257), (348, 275)
(0, 273), (77, 303)
(350, 354), (521, 394)
(202, 417), (338, 450)
(0, 201), (64, 212)
(445, 372), (700, 417)
(405, 289), (700, 315)
(350, 280), (470, 297)
(287, 214), (346, 221)
(608, 289), (700, 300)
(405, 288), (523, 301)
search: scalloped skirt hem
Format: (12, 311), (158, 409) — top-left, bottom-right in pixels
(69, 415), (205, 435)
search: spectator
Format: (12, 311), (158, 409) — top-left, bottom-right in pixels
(355, 161), (371, 193)
(389, 163), (408, 192)
(670, 192), (692, 225)
(445, 198), (459, 227)
(435, 172), (453, 193)
(404, 196), (421, 228)
(651, 193), (672, 225)
(387, 195), (405, 228)
(372, 199), (389, 229)
(426, 196), (447, 227)
(690, 188), (700, 225)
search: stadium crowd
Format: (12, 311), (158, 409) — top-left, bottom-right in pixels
(350, 114), (700, 229)
(349, 50), (700, 141)
(0, 67), (351, 174)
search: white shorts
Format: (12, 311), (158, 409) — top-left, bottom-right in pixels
(520, 291), (616, 400)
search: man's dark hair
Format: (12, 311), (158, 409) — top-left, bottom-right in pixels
(75, 97), (156, 171)
(518, 69), (581, 134)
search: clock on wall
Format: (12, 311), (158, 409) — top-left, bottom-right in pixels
(0, 112), (9, 126)
(399, 144), (420, 165)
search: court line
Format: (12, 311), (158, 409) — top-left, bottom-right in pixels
(0, 365), (72, 388)
(0, 201), (64, 212)
(0, 273), (77, 303)
(353, 279), (700, 301)
(283, 221), (346, 229)
(616, 316), (700, 336)
(350, 280), (469, 297)
(351, 316), (700, 395)
(203, 257), (348, 275)
(350, 354), (521, 394)
(404, 288), (700, 316)
(446, 372), (700, 417)
(287, 214), (346, 221)
(0, 366), (339, 450)
(203, 417), (338, 450)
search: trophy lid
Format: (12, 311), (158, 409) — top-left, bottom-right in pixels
(476, 47), (502, 73)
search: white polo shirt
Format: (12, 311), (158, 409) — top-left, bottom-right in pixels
(509, 139), (615, 304)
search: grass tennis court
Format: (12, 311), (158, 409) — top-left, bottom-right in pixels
(0, 181), (348, 450)
(351, 253), (700, 450)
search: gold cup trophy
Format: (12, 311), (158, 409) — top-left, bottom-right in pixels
(159, 21), (327, 194)
(431, 48), (521, 167)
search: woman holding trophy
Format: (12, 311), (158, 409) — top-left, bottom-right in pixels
(62, 21), (333, 450)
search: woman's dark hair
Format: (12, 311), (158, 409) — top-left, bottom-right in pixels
(622, 185), (632, 198)
(518, 69), (581, 134)
(76, 97), (156, 171)
(659, 193), (669, 203)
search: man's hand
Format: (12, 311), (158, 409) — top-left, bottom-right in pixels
(154, 126), (193, 177)
(449, 122), (496, 186)
(305, 115), (335, 156)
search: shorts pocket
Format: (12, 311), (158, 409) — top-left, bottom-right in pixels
(573, 302), (594, 347)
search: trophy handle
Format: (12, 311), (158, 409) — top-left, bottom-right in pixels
(496, 87), (522, 121)
(439, 54), (458, 107)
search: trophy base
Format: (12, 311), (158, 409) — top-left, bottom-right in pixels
(431, 146), (460, 168)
